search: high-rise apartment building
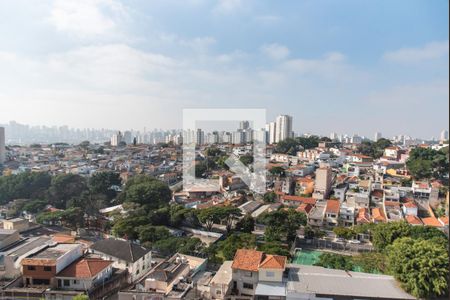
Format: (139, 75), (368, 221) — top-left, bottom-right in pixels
(440, 130), (448, 142)
(196, 129), (205, 146)
(239, 121), (250, 130)
(110, 131), (123, 146)
(275, 115), (293, 143)
(374, 132), (382, 141)
(0, 127), (5, 164)
(268, 122), (277, 144)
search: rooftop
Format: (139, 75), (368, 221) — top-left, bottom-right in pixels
(287, 265), (414, 300)
(90, 239), (150, 263)
(57, 257), (112, 278)
(231, 249), (263, 272)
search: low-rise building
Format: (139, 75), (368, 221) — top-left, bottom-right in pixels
(90, 239), (152, 283)
(2, 218), (29, 232)
(22, 243), (83, 288)
(55, 257), (113, 291)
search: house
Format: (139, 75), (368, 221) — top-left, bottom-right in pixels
(356, 208), (370, 224)
(339, 202), (355, 226)
(307, 202), (326, 228)
(22, 243), (83, 288)
(90, 239), (151, 283)
(280, 195), (316, 208)
(294, 177), (314, 196)
(0, 236), (52, 280)
(383, 146), (402, 160)
(231, 249), (287, 299)
(2, 217), (29, 232)
(325, 199), (340, 227)
(55, 257), (113, 291)
(333, 183), (348, 202)
(402, 202), (418, 216)
(144, 253), (207, 295)
(209, 261), (233, 299)
(371, 207), (386, 223)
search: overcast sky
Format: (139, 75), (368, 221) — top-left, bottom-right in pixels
(0, 0), (448, 138)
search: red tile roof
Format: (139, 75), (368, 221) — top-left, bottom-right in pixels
(439, 216), (449, 225)
(57, 258), (112, 278)
(357, 208), (370, 224)
(281, 195), (316, 205)
(232, 249), (263, 272)
(325, 199), (340, 214)
(421, 217), (443, 227)
(405, 215), (423, 225)
(259, 255), (286, 270)
(372, 207), (386, 222)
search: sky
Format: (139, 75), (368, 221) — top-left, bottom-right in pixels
(0, 0), (448, 139)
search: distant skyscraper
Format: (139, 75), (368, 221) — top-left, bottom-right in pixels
(239, 121), (250, 130)
(374, 132), (382, 141)
(111, 131), (123, 146)
(0, 127), (5, 164)
(123, 131), (133, 144)
(275, 115), (293, 143)
(196, 129), (205, 145)
(440, 130), (448, 142)
(330, 132), (338, 141)
(268, 122), (277, 144)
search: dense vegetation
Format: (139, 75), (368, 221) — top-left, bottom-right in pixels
(406, 147), (449, 180)
(357, 138), (392, 158)
(324, 222), (449, 298)
(274, 136), (325, 155)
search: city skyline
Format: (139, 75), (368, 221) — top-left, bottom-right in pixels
(0, 0), (448, 137)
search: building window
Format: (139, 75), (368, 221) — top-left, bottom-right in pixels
(64, 280), (70, 286)
(73, 280), (77, 284)
(27, 266), (36, 271)
(216, 290), (222, 295)
(266, 271), (275, 277)
(243, 283), (253, 290)
(44, 266), (52, 271)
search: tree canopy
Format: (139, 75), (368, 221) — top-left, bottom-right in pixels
(387, 237), (449, 298)
(406, 147), (449, 180)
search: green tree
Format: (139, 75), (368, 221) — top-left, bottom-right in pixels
(47, 174), (88, 209)
(387, 237), (449, 298)
(72, 294), (89, 300)
(333, 227), (355, 240)
(235, 214), (255, 233)
(219, 233), (256, 260)
(239, 155), (254, 166)
(0, 172), (51, 204)
(89, 171), (122, 200)
(352, 252), (387, 273)
(371, 221), (411, 252)
(269, 166), (285, 176)
(120, 175), (171, 209)
(263, 191), (277, 203)
(258, 242), (290, 257)
(198, 206), (242, 233)
(314, 253), (353, 271)
(138, 225), (171, 243)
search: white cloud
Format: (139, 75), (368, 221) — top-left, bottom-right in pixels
(383, 40), (449, 63)
(48, 0), (126, 38)
(261, 43), (290, 60)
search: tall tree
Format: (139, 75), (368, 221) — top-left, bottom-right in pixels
(387, 237), (449, 298)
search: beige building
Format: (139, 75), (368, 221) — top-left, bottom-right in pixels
(2, 218), (29, 232)
(231, 249), (287, 299)
(313, 167), (332, 200)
